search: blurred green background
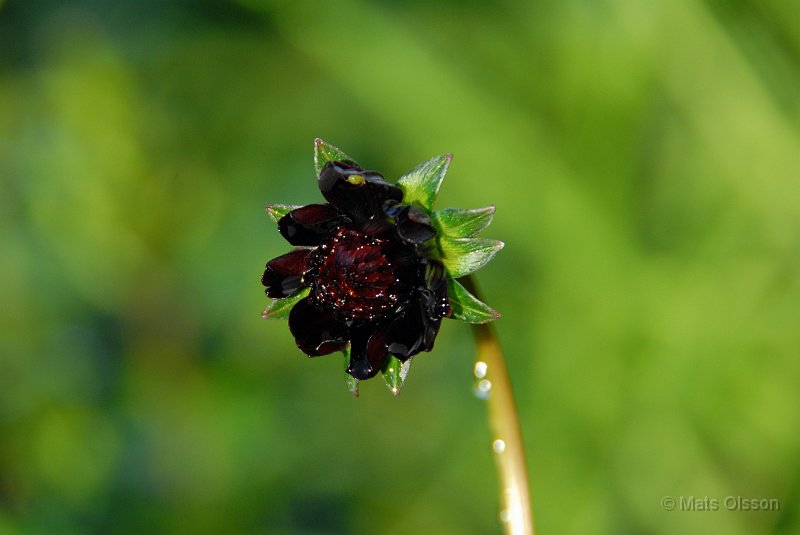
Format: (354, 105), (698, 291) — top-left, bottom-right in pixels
(2, 1), (799, 533)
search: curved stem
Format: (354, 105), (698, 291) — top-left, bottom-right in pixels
(460, 275), (534, 535)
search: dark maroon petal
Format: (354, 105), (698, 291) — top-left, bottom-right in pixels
(384, 302), (436, 361)
(420, 260), (451, 319)
(288, 298), (349, 356)
(419, 313), (442, 352)
(318, 161), (403, 222)
(395, 205), (436, 244)
(262, 249), (312, 298)
(386, 304), (425, 361)
(278, 204), (348, 246)
(346, 323), (390, 380)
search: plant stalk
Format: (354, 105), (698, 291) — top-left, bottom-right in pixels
(459, 275), (534, 535)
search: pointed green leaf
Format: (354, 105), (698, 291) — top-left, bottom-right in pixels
(265, 204), (301, 224)
(314, 138), (357, 176)
(396, 153), (452, 210)
(382, 355), (412, 395)
(433, 206), (496, 238)
(447, 278), (500, 323)
(343, 347), (359, 397)
(261, 287), (310, 320)
(440, 236), (504, 278)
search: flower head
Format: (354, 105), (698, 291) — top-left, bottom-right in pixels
(262, 140), (502, 394)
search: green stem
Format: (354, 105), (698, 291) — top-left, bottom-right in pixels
(459, 275), (534, 535)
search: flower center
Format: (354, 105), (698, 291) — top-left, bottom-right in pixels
(309, 227), (410, 321)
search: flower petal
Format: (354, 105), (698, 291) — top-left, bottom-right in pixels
(346, 323), (391, 380)
(420, 260), (451, 319)
(262, 249), (312, 298)
(392, 204), (437, 245)
(318, 161), (403, 222)
(278, 204), (347, 246)
(385, 302), (442, 361)
(288, 298), (349, 356)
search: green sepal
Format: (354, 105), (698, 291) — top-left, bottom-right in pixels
(439, 236), (504, 278)
(447, 278), (500, 323)
(314, 138), (357, 176)
(265, 204), (301, 224)
(433, 206), (496, 239)
(260, 287), (310, 320)
(382, 355), (412, 395)
(396, 153), (452, 210)
(343, 346), (359, 397)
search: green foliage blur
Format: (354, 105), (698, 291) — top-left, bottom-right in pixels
(2, 1), (799, 533)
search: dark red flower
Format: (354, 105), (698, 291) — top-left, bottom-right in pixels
(262, 161), (451, 380)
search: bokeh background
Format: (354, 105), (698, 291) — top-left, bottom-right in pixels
(2, 1), (799, 533)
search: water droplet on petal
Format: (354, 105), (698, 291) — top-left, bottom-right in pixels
(474, 361), (488, 379)
(499, 509), (511, 523)
(492, 439), (506, 454)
